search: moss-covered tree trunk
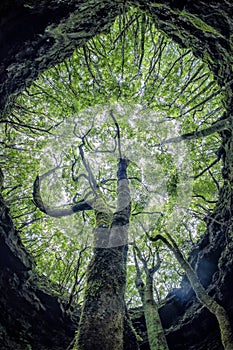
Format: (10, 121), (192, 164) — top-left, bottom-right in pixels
(143, 274), (169, 350)
(77, 158), (138, 350)
(77, 246), (128, 350)
(134, 247), (169, 350)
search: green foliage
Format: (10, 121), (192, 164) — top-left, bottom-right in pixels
(0, 5), (225, 307)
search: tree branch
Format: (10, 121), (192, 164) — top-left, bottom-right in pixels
(156, 116), (232, 146)
(192, 157), (221, 179)
(132, 245), (145, 301)
(110, 109), (122, 159)
(33, 175), (93, 218)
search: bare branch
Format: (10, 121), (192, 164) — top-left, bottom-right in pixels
(132, 245), (145, 299)
(149, 250), (161, 277)
(33, 174), (93, 218)
(156, 115), (232, 146)
(82, 45), (100, 87)
(192, 157), (221, 179)
(133, 243), (148, 271)
(149, 234), (173, 250)
(208, 169), (220, 191)
(66, 245), (88, 311)
(192, 193), (217, 204)
(132, 211), (163, 217)
(110, 109), (122, 159)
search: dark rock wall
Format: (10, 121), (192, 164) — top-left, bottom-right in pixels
(0, 193), (77, 349)
(0, 0), (120, 111)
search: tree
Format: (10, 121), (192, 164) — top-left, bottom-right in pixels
(150, 232), (233, 350)
(133, 242), (169, 350)
(32, 114), (138, 349)
(1, 0), (233, 350)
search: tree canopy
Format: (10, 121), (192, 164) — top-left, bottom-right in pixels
(0, 6), (225, 312)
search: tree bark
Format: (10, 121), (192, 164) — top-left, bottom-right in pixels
(144, 274), (169, 350)
(76, 158), (138, 350)
(134, 247), (169, 350)
(77, 246), (128, 350)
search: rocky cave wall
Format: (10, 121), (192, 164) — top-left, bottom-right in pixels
(1, 1), (233, 349)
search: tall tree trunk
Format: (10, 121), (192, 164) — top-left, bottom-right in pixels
(134, 247), (169, 350)
(144, 274), (169, 350)
(77, 246), (128, 350)
(77, 158), (137, 350)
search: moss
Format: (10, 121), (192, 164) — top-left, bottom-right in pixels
(171, 9), (224, 38)
(202, 50), (214, 65)
(187, 15), (223, 36)
(71, 330), (79, 350)
(131, 325), (143, 342)
(150, 3), (165, 8)
(229, 34), (233, 51)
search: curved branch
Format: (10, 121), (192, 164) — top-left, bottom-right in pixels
(33, 175), (93, 218)
(193, 193), (217, 204)
(78, 139), (98, 194)
(110, 109), (122, 159)
(192, 157), (221, 179)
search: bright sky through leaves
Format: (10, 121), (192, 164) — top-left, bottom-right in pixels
(0, 7), (224, 306)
